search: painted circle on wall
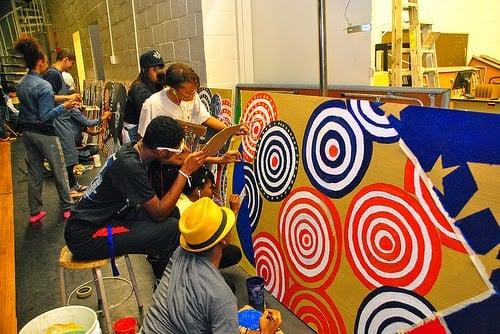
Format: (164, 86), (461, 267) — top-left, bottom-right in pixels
(345, 183), (442, 295)
(302, 99), (372, 198)
(253, 232), (289, 302)
(283, 284), (347, 334)
(198, 87), (213, 114)
(244, 163), (263, 232)
(279, 187), (342, 289)
(347, 99), (399, 143)
(254, 120), (299, 202)
(354, 286), (436, 334)
(241, 92), (278, 162)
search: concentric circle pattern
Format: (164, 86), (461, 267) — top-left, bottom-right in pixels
(347, 99), (399, 143)
(198, 87), (212, 114)
(241, 93), (278, 162)
(254, 120), (299, 201)
(211, 93), (222, 118)
(404, 159), (466, 253)
(253, 232), (289, 302)
(279, 187), (342, 288)
(355, 286), (436, 334)
(244, 163), (263, 232)
(302, 99), (372, 198)
(283, 285), (346, 334)
(220, 98), (233, 126)
(345, 183), (442, 295)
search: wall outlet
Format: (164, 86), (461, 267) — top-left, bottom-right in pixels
(110, 55), (117, 64)
(347, 24), (372, 34)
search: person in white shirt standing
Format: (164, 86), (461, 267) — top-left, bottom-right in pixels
(138, 63), (228, 137)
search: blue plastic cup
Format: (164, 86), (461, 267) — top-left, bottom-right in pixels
(246, 276), (265, 311)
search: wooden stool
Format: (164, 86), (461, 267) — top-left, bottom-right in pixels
(59, 246), (143, 333)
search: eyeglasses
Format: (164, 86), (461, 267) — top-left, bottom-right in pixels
(156, 140), (184, 155)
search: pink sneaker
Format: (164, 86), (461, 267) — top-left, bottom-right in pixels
(63, 210), (71, 220)
(29, 211), (47, 224)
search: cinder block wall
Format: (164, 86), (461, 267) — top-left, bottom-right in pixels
(45, 0), (206, 83)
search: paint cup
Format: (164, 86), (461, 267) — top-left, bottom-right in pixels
(246, 276), (265, 311)
(92, 154), (101, 168)
(113, 316), (137, 334)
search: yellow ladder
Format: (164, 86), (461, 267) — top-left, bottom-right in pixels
(391, 0), (440, 87)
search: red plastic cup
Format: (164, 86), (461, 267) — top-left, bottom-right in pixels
(113, 316), (137, 334)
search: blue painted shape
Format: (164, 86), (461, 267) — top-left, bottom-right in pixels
(455, 209), (500, 255)
(436, 165), (476, 217)
(388, 107), (500, 169)
(490, 268), (500, 294)
(232, 150), (255, 266)
(388, 106), (500, 223)
(444, 293), (500, 334)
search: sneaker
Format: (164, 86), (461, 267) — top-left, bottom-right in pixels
(63, 210), (71, 220)
(29, 211), (47, 224)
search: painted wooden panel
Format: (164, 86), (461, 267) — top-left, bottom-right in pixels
(226, 91), (499, 333)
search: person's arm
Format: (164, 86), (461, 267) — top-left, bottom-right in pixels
(142, 151), (206, 221)
(38, 83), (76, 122)
(6, 98), (19, 114)
(72, 109), (111, 127)
(203, 116), (227, 132)
(137, 99), (153, 138)
(54, 93), (81, 103)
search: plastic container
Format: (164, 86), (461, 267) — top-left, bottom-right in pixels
(113, 316), (138, 334)
(246, 276), (265, 311)
(19, 305), (100, 334)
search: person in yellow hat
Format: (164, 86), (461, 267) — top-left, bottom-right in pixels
(143, 197), (282, 334)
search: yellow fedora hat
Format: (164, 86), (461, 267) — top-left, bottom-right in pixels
(179, 197), (236, 253)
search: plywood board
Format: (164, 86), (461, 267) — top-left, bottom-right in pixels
(227, 90), (498, 333)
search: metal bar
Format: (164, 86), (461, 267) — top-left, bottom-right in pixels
(342, 92), (424, 106)
(318, 0), (327, 96)
(131, 0), (140, 71)
(10, 0), (20, 37)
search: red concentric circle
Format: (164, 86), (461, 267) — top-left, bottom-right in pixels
(345, 183), (441, 295)
(253, 232), (289, 302)
(279, 187), (342, 288)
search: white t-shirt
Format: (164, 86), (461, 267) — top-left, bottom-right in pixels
(62, 71), (76, 91)
(138, 88), (211, 137)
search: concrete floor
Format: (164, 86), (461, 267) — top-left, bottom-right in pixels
(12, 139), (315, 333)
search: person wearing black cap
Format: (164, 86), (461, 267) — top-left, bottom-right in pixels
(122, 50), (164, 143)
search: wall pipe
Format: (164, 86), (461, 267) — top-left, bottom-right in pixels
(318, 0), (328, 96)
(131, 0), (140, 71)
(105, 0), (116, 64)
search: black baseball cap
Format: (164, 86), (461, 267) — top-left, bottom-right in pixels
(140, 50), (164, 68)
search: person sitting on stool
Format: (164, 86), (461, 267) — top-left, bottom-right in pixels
(64, 116), (206, 276)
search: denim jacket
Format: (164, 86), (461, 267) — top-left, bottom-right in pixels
(17, 70), (65, 135)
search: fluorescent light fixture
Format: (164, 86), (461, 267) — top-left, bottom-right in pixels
(346, 24), (372, 33)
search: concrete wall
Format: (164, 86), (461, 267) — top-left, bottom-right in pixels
(250, 0), (372, 85)
(201, 0), (238, 88)
(46, 0), (206, 83)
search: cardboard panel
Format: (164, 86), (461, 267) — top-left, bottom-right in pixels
(228, 90), (498, 333)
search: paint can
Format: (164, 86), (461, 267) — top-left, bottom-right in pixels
(245, 276), (265, 311)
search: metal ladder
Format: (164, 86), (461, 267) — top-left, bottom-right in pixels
(391, 0), (440, 87)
